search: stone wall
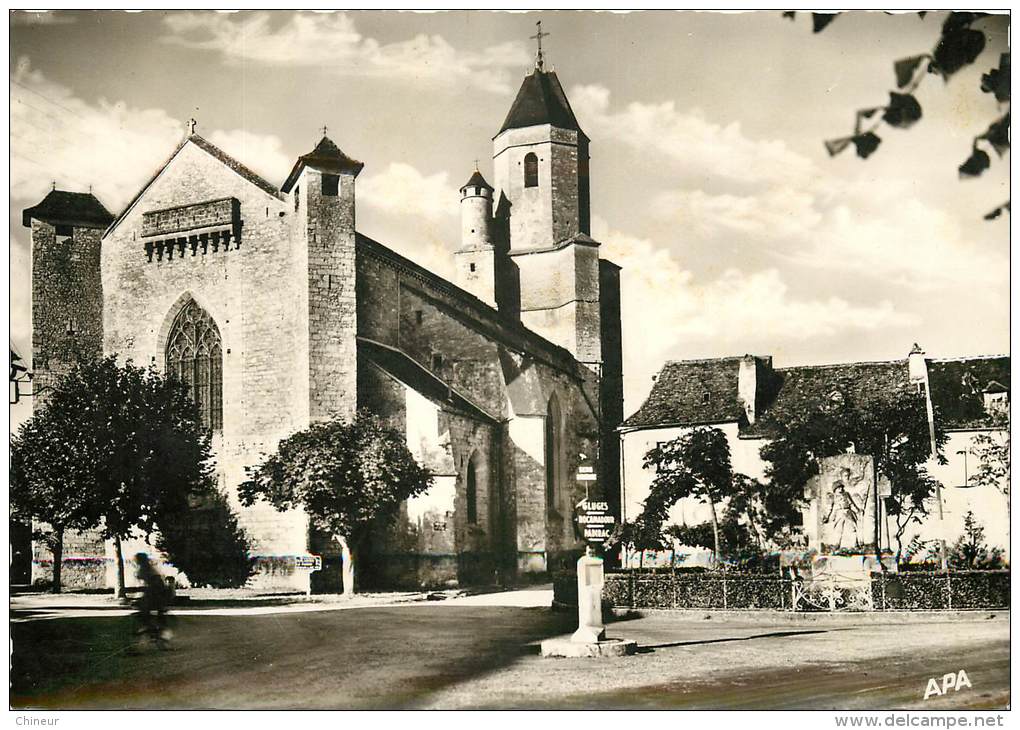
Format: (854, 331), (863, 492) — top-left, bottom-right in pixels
(300, 166), (358, 423)
(492, 125), (588, 251)
(31, 220), (104, 399)
(356, 246), (602, 579)
(102, 140), (312, 591)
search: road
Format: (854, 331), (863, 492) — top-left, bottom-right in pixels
(10, 594), (1009, 710)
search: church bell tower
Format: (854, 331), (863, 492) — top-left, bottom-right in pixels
(491, 28), (600, 367)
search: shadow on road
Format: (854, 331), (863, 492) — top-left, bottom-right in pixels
(637, 628), (836, 653)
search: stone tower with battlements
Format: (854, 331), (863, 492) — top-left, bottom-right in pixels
(23, 189), (114, 402)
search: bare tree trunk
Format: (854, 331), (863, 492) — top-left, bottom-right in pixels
(708, 500), (721, 568)
(114, 535), (126, 599)
(337, 535), (355, 598)
(50, 526), (64, 594)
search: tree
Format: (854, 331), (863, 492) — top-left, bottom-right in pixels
(238, 412), (433, 596)
(641, 427), (742, 565)
(10, 356), (224, 595)
(11, 413), (102, 592)
(760, 384), (948, 565)
(948, 510), (1005, 570)
(969, 412), (1010, 531)
(155, 484), (255, 589)
(791, 11), (1010, 218)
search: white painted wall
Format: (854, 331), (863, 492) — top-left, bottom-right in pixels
(620, 423), (1009, 559)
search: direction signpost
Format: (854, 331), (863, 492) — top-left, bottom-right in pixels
(541, 479), (636, 657)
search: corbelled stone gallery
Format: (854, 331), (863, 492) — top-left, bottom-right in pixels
(22, 63), (623, 592)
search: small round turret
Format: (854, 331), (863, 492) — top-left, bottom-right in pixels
(460, 169), (494, 250)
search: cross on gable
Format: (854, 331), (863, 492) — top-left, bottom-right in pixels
(187, 118), (198, 135)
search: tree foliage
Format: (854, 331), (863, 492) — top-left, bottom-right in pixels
(10, 356), (235, 591)
(791, 11), (1010, 218)
(238, 411), (433, 594)
(760, 383), (947, 562)
(156, 485), (255, 588)
(969, 411), (1010, 521)
(948, 510), (1005, 570)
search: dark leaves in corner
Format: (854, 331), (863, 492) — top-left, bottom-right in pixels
(959, 148), (991, 177)
(812, 13), (838, 33)
(983, 201), (1010, 221)
(824, 137), (854, 157)
(931, 26), (987, 78)
(983, 114), (1010, 157)
(894, 55), (928, 88)
(852, 132), (882, 159)
(981, 53), (1010, 103)
(882, 92), (923, 129)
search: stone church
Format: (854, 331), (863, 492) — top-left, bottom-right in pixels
(21, 61), (623, 592)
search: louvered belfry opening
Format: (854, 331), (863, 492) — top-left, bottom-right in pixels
(166, 299), (223, 431)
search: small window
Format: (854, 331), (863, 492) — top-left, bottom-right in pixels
(466, 460), (478, 525)
(294, 186), (300, 212)
(415, 310), (423, 325)
(431, 353), (443, 370)
(55, 224), (73, 237)
(702, 392), (711, 404)
(321, 174), (339, 196)
(469, 263), (476, 273)
(524, 152), (538, 188)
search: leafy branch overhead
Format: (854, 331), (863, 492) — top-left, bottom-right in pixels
(796, 12), (1009, 217)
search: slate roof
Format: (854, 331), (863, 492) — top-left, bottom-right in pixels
(927, 356), (1010, 429)
(359, 337), (498, 424)
(462, 170), (493, 191)
(622, 358), (745, 428)
(623, 357), (913, 435)
(497, 69), (585, 136)
(745, 361), (911, 437)
(282, 136), (364, 193)
(22, 190), (114, 228)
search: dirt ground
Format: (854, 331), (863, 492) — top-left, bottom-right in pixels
(10, 597), (1009, 710)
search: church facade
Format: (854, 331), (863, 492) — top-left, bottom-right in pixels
(23, 63), (623, 592)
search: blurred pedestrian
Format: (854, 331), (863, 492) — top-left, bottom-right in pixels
(133, 552), (173, 650)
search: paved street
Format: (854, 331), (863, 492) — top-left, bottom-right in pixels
(10, 592), (1009, 710)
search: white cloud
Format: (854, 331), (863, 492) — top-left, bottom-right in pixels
(162, 12), (530, 94)
(10, 57), (184, 212)
(10, 58), (300, 211)
(593, 216), (916, 402)
(652, 187), (822, 240)
(359, 162), (459, 222)
(206, 129), (292, 186)
(358, 162), (459, 280)
(571, 84), (817, 187)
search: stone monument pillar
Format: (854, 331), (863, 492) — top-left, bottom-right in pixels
(571, 547), (606, 643)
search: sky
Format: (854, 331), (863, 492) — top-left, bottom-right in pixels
(8, 10), (1011, 428)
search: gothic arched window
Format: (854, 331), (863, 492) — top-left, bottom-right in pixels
(466, 456), (478, 525)
(524, 152), (539, 188)
(166, 299), (223, 432)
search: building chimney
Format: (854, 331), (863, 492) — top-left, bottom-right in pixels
(908, 343), (927, 386)
(738, 355), (759, 425)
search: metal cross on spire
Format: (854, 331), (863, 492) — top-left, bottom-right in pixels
(530, 21), (549, 71)
(187, 118), (198, 135)
(321, 124), (328, 137)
